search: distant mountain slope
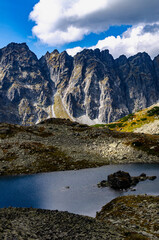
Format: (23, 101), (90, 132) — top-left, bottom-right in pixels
(134, 104), (159, 134)
(95, 103), (159, 134)
(0, 42), (159, 125)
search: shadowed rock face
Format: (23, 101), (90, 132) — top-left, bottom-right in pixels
(0, 43), (159, 125)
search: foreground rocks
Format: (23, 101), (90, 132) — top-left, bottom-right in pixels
(0, 207), (123, 240)
(0, 195), (159, 239)
(0, 118), (159, 176)
(98, 170), (157, 189)
(96, 195), (159, 240)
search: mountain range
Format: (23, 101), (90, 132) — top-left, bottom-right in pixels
(0, 42), (159, 125)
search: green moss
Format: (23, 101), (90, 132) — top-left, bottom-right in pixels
(140, 118), (147, 121)
(92, 124), (107, 128)
(147, 106), (159, 116)
(107, 123), (124, 129)
(119, 113), (135, 122)
(131, 122), (137, 126)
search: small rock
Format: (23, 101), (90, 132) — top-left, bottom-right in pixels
(148, 176), (157, 181)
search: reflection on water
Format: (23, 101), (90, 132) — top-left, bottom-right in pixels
(0, 164), (159, 217)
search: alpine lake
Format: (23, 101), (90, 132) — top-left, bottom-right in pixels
(0, 163), (159, 217)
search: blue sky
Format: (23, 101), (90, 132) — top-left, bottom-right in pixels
(0, 0), (159, 59)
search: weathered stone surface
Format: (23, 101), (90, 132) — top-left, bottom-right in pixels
(0, 207), (123, 240)
(0, 195), (159, 240)
(107, 171), (132, 189)
(96, 195), (159, 240)
(41, 48), (159, 124)
(0, 43), (159, 126)
(0, 43), (54, 125)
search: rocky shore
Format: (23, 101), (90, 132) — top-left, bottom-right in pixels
(0, 118), (159, 176)
(0, 195), (159, 240)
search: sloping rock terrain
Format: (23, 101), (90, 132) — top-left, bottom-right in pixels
(0, 118), (158, 176)
(0, 207), (123, 240)
(0, 195), (159, 239)
(0, 42), (159, 125)
(96, 195), (159, 240)
(94, 103), (159, 134)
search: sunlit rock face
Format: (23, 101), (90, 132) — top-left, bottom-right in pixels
(0, 42), (159, 125)
(0, 43), (54, 125)
(41, 48), (159, 124)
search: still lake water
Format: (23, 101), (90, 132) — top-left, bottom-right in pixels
(0, 164), (159, 217)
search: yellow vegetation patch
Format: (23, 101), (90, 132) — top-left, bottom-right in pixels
(93, 105), (159, 133)
(53, 93), (72, 120)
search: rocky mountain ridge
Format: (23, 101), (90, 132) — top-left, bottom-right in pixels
(0, 42), (159, 125)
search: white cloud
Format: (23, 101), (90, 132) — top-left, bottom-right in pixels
(67, 46), (84, 56)
(30, 0), (159, 46)
(66, 23), (159, 59)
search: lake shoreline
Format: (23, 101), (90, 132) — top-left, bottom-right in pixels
(1, 160), (159, 177)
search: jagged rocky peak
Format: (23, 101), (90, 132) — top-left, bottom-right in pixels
(153, 54), (159, 81)
(0, 42), (41, 85)
(73, 48), (113, 63)
(0, 42), (38, 68)
(43, 49), (159, 123)
(0, 42), (159, 126)
(40, 49), (73, 90)
(2, 42), (29, 51)
(39, 47), (159, 124)
(0, 42), (54, 125)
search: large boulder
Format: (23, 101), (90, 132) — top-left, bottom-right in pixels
(107, 171), (132, 190)
(98, 171), (157, 190)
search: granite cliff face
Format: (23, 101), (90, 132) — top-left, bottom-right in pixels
(0, 42), (159, 125)
(41, 48), (159, 124)
(0, 43), (54, 125)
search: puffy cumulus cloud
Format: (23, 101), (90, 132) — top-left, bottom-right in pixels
(67, 46), (84, 56)
(30, 0), (159, 46)
(29, 0), (107, 45)
(66, 23), (159, 59)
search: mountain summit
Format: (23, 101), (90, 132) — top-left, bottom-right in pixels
(0, 43), (159, 125)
